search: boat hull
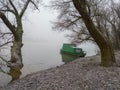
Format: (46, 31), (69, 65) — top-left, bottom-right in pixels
(60, 43), (86, 57)
(60, 49), (86, 57)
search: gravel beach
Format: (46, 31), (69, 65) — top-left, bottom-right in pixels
(1, 51), (120, 90)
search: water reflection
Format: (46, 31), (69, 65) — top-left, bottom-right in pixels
(61, 53), (79, 63)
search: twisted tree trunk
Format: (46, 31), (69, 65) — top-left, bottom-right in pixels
(72, 0), (116, 66)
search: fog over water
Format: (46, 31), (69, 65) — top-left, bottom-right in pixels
(0, 1), (97, 86)
(21, 6), (97, 75)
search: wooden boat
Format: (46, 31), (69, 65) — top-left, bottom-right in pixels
(60, 43), (86, 57)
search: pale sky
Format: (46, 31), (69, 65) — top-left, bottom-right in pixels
(22, 0), (119, 45)
(22, 0), (97, 56)
(22, 0), (69, 44)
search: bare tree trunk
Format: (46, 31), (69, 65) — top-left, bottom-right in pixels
(100, 40), (116, 66)
(10, 40), (23, 69)
(0, 0), (38, 69)
(9, 18), (23, 69)
(8, 67), (21, 83)
(72, 0), (116, 66)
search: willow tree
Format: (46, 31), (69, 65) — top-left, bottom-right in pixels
(71, 0), (116, 66)
(0, 0), (40, 68)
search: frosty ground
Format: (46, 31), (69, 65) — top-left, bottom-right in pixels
(1, 51), (120, 90)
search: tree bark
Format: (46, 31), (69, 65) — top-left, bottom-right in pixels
(0, 12), (23, 68)
(10, 40), (23, 69)
(0, 0), (35, 69)
(8, 66), (21, 83)
(72, 0), (116, 66)
(10, 17), (23, 69)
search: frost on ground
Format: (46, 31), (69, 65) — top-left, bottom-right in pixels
(1, 51), (120, 90)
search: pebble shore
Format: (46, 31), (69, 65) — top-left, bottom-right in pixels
(1, 51), (120, 90)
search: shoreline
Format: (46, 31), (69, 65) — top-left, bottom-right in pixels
(1, 51), (120, 90)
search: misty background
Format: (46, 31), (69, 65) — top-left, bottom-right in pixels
(21, 0), (97, 75)
(0, 0), (97, 86)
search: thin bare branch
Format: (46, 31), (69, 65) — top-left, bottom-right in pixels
(0, 12), (18, 39)
(20, 0), (31, 18)
(8, 0), (18, 15)
(0, 41), (12, 47)
(0, 32), (12, 38)
(30, 0), (39, 10)
(0, 56), (8, 64)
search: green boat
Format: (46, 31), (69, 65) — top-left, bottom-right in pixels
(60, 43), (86, 57)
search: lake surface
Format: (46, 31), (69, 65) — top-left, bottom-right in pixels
(21, 42), (64, 76)
(0, 41), (64, 86)
(0, 41), (97, 87)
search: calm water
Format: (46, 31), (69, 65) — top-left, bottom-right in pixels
(0, 41), (64, 86)
(0, 41), (96, 87)
(21, 42), (64, 76)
